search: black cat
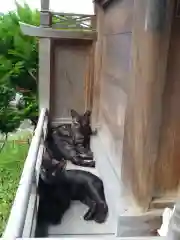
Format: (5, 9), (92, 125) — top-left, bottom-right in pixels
(45, 124), (95, 167)
(46, 125), (95, 168)
(37, 153), (108, 230)
(70, 109), (95, 150)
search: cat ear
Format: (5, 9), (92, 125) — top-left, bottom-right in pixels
(84, 110), (91, 117)
(70, 109), (80, 123)
(70, 109), (80, 118)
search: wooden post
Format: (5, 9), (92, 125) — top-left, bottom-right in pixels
(40, 0), (51, 27)
(122, 0), (175, 210)
(92, 4), (104, 126)
(38, 39), (52, 111)
(154, 1), (180, 196)
(41, 0), (49, 11)
(39, 0), (51, 111)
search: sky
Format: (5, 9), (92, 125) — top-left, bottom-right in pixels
(1, 0), (94, 14)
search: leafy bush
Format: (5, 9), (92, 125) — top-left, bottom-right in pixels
(0, 3), (39, 141)
(0, 2), (86, 139)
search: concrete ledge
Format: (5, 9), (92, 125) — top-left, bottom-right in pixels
(91, 133), (128, 221)
(116, 210), (162, 237)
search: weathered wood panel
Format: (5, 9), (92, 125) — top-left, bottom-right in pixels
(50, 40), (92, 121)
(92, 4), (104, 124)
(99, 74), (127, 177)
(101, 73), (127, 140)
(93, 0), (133, 180)
(99, 115), (123, 180)
(103, 34), (132, 93)
(85, 43), (95, 110)
(104, 0), (134, 35)
(122, 0), (175, 209)
(155, 9), (180, 195)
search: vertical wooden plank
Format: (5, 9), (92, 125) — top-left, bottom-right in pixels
(155, 3), (180, 196)
(122, 0), (174, 209)
(92, 4), (104, 124)
(84, 44), (95, 111)
(91, 15), (96, 30)
(84, 45), (91, 110)
(87, 14), (96, 110)
(50, 40), (91, 122)
(89, 43), (95, 110)
(38, 38), (51, 111)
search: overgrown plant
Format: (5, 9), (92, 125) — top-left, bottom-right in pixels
(0, 2), (39, 150)
(0, 2), (86, 150)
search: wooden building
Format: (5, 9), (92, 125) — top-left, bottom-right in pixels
(94, 0), (180, 207)
(4, 0), (180, 239)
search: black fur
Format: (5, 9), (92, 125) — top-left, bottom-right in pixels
(70, 109), (94, 150)
(46, 123), (95, 168)
(37, 154), (108, 232)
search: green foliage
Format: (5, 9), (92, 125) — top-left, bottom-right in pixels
(0, 141), (29, 236)
(0, 2), (40, 135)
(0, 86), (21, 135)
(0, 3), (88, 136)
(17, 93), (39, 125)
(0, 3), (39, 92)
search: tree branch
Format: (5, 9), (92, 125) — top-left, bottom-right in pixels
(28, 70), (37, 82)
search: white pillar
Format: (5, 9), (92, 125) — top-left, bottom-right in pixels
(41, 0), (49, 11)
(38, 38), (51, 111)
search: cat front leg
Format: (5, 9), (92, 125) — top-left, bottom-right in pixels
(83, 202), (96, 221)
(93, 202), (108, 223)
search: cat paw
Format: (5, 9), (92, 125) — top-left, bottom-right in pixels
(86, 160), (95, 168)
(83, 210), (94, 221)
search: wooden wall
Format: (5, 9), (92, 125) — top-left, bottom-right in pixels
(94, 0), (176, 210)
(93, 0), (134, 179)
(155, 2), (180, 196)
(50, 39), (93, 123)
(122, 0), (175, 209)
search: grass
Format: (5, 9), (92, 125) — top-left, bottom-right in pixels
(0, 141), (29, 236)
